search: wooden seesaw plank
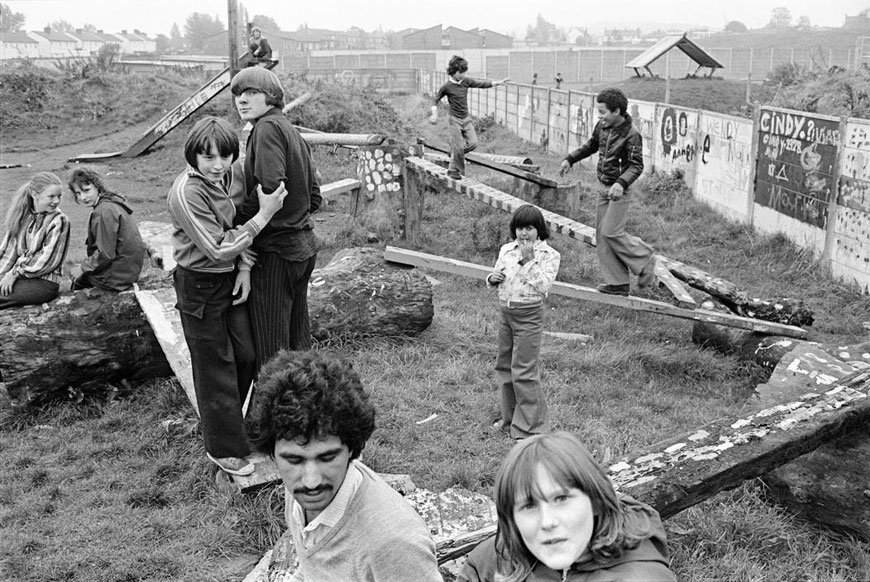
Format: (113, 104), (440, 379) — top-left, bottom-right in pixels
(653, 256), (696, 308)
(405, 156), (597, 246)
(383, 246), (808, 339)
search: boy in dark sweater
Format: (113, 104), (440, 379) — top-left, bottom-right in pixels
(430, 55), (508, 179)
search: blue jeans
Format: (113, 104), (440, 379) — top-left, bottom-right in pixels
(447, 116), (478, 175)
(174, 267), (256, 458)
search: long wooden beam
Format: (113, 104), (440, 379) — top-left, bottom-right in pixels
(418, 143), (558, 187)
(406, 157), (596, 245)
(383, 246), (808, 338)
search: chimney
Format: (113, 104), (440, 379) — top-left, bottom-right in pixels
(76, 28), (83, 34)
(44, 26), (51, 33)
(98, 29), (104, 34)
(122, 29), (127, 34)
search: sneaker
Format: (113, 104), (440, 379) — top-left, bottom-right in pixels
(206, 452), (256, 476)
(447, 171), (463, 180)
(637, 257), (657, 288)
(596, 284), (630, 296)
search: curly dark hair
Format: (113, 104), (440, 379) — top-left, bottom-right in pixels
(246, 350), (376, 460)
(596, 87), (628, 117)
(447, 55), (468, 77)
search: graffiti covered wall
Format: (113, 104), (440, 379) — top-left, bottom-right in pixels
(753, 107), (840, 250)
(628, 100), (657, 171)
(416, 73), (868, 292)
(833, 119), (870, 291)
(695, 112), (755, 223)
(654, 105), (701, 186)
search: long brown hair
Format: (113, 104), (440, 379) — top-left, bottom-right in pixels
(493, 432), (655, 581)
(3, 172), (63, 239)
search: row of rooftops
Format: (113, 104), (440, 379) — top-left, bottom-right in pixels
(2, 27), (153, 45)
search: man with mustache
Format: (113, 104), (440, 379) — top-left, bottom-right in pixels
(247, 349), (443, 581)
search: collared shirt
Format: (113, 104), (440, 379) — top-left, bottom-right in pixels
(487, 239), (560, 304)
(434, 76), (494, 119)
(286, 461), (363, 551)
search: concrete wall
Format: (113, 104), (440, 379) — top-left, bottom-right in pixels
(420, 73), (870, 293)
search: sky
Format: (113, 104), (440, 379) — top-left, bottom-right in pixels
(5, 0), (867, 38)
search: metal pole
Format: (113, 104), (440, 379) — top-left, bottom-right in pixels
(227, 0), (239, 77)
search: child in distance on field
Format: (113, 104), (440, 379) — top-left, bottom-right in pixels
(486, 204), (560, 440)
(0, 172), (70, 309)
(68, 167), (146, 292)
(430, 55), (508, 180)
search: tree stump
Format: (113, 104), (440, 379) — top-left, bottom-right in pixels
(1, 248), (433, 408)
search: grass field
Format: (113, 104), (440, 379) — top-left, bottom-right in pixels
(1, 65), (869, 581)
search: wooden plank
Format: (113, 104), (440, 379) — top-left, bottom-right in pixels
(544, 331), (594, 343)
(406, 157), (596, 246)
(319, 178), (360, 201)
(383, 246), (809, 339)
(133, 286), (197, 411)
(134, 285), (282, 492)
(418, 142), (557, 187)
(653, 256), (696, 308)
(610, 367), (870, 519)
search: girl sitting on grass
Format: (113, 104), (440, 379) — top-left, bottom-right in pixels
(460, 432), (676, 582)
(0, 172), (70, 310)
(486, 204), (560, 440)
(68, 167), (147, 292)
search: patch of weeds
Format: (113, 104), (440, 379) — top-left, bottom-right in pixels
(29, 469), (49, 489)
(126, 488), (171, 509)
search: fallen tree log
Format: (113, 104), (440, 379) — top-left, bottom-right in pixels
(0, 247), (433, 408)
(692, 299), (869, 371)
(658, 257), (814, 326)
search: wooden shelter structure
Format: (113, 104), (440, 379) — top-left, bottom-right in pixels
(626, 33), (723, 78)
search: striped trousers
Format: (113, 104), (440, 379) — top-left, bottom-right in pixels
(248, 251), (317, 371)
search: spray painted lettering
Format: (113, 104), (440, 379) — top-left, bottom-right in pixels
(755, 108), (839, 229)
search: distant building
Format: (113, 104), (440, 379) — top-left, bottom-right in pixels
(400, 24), (512, 50)
(387, 28), (419, 49)
(116, 30), (156, 54)
(67, 29), (108, 56)
(0, 31), (40, 60)
(843, 11), (870, 29)
(27, 27), (77, 58)
(602, 27), (643, 45)
(402, 25), (442, 50)
(470, 28), (513, 49)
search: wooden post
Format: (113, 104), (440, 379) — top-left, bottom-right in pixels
(355, 143), (415, 239)
(746, 103), (761, 225)
(227, 0), (239, 76)
(664, 51), (671, 104)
